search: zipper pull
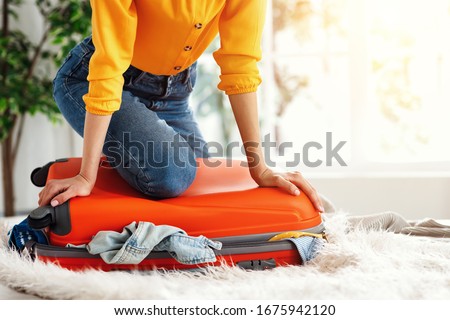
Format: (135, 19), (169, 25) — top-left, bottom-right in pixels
(269, 231), (328, 242)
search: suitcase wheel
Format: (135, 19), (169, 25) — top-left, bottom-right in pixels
(28, 213), (53, 230)
(30, 158), (69, 187)
(31, 167), (46, 187)
(27, 203), (71, 235)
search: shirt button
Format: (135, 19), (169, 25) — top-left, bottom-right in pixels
(184, 46), (193, 51)
(194, 23), (203, 29)
(174, 66), (181, 71)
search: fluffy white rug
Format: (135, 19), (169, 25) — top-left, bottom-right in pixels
(1, 213), (450, 300)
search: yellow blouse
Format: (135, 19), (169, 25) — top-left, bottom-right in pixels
(82, 0), (267, 115)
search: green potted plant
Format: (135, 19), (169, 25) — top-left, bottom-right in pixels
(0, 0), (91, 216)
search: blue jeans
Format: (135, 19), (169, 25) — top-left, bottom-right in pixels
(69, 221), (223, 265)
(53, 35), (210, 199)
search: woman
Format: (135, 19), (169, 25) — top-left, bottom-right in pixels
(38, 0), (324, 212)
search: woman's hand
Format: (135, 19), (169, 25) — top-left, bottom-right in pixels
(252, 168), (324, 212)
(37, 112), (111, 207)
(227, 92), (324, 212)
(38, 173), (94, 207)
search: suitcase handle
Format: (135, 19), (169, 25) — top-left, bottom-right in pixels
(236, 258), (276, 270)
(30, 158), (69, 187)
(27, 202), (72, 236)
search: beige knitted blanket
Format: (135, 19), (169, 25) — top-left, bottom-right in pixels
(318, 193), (450, 238)
(347, 211), (450, 238)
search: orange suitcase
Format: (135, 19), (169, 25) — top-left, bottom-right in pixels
(27, 157), (324, 271)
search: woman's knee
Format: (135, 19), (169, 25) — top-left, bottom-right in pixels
(107, 145), (198, 198)
(145, 162), (197, 198)
(126, 159), (197, 198)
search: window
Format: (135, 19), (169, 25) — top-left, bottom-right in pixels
(365, 0), (450, 164)
(262, 0), (351, 171)
(192, 0), (450, 173)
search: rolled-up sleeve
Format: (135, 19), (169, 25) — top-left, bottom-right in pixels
(213, 0), (267, 95)
(82, 0), (138, 115)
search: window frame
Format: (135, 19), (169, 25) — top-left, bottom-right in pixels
(258, 0), (450, 176)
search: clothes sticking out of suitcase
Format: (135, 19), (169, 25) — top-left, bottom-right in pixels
(25, 157), (326, 271)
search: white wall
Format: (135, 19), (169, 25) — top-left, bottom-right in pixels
(309, 176), (450, 219)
